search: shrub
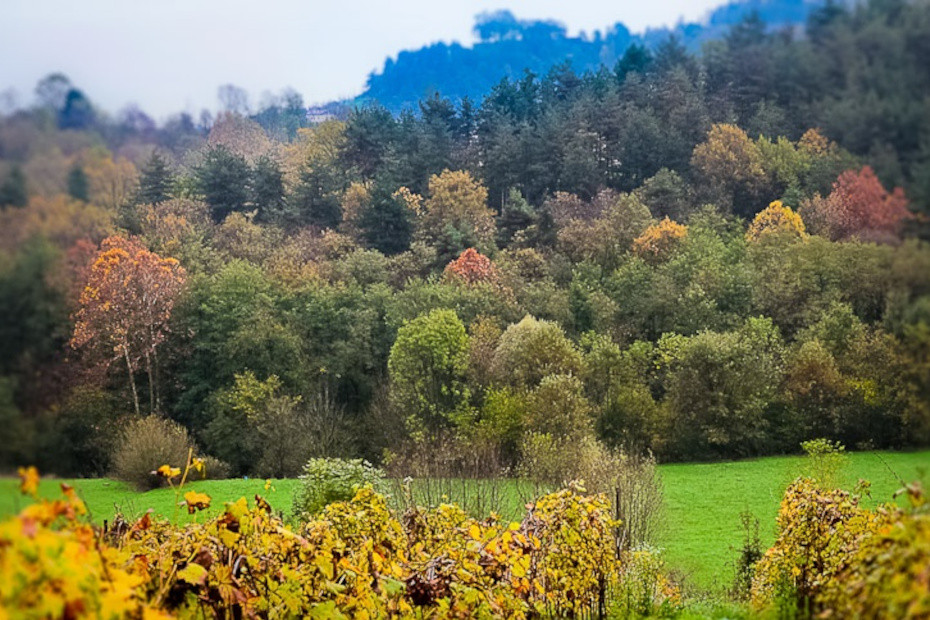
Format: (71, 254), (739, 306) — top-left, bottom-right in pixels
(7, 470), (675, 619)
(730, 511), (763, 600)
(110, 415), (196, 490)
(837, 495), (930, 618)
(800, 438), (848, 488)
(200, 455), (231, 480)
(612, 546), (683, 618)
(0, 474), (162, 618)
(385, 434), (512, 518)
(610, 451), (665, 552)
(750, 478), (892, 615)
(518, 434), (663, 551)
(292, 458), (386, 519)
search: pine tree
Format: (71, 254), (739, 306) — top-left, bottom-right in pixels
(0, 165), (27, 208)
(195, 145), (251, 222)
(359, 184), (413, 255)
(251, 155), (287, 223)
(497, 188), (535, 247)
(291, 163), (342, 229)
(137, 151), (173, 206)
(67, 165), (89, 202)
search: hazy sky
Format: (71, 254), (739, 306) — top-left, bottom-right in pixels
(1, 0), (725, 120)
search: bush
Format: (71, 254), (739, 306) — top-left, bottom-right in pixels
(111, 416), (196, 490)
(800, 438), (848, 489)
(837, 496), (930, 618)
(384, 434), (512, 518)
(518, 434), (664, 550)
(612, 546), (683, 618)
(730, 511), (763, 600)
(750, 478), (892, 615)
(6, 473), (633, 618)
(293, 458), (386, 519)
(200, 455), (231, 480)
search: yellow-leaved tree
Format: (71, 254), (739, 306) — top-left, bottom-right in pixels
(746, 200), (806, 242)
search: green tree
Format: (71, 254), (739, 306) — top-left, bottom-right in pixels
(388, 308), (470, 433)
(204, 371), (280, 475)
(250, 155), (287, 223)
(491, 315), (584, 388)
(137, 151), (173, 206)
(67, 165), (89, 202)
(358, 183), (413, 254)
(660, 317), (784, 459)
(291, 158), (343, 229)
(195, 145), (251, 222)
(0, 165), (28, 207)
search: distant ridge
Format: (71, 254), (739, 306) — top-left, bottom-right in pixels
(358, 0), (829, 112)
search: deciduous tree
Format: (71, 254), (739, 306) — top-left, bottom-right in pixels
(801, 166), (910, 242)
(70, 236), (186, 415)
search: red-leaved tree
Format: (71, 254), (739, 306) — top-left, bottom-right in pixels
(801, 166), (910, 241)
(70, 236), (186, 415)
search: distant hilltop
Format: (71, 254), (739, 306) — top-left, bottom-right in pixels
(358, 0), (832, 112)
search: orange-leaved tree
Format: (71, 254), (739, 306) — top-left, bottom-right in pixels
(633, 217), (688, 263)
(443, 247), (500, 286)
(70, 236), (186, 415)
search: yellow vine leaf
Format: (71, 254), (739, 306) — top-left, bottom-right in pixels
(184, 490), (212, 513)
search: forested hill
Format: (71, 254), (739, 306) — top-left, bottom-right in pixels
(360, 0), (830, 112)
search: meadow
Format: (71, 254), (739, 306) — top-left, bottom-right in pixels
(3, 449), (926, 590)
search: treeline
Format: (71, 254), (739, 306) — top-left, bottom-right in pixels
(0, 0), (929, 480)
(363, 0), (827, 112)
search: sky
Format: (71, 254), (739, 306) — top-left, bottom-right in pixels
(1, 0), (725, 120)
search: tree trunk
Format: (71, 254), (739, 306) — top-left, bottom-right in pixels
(145, 351), (155, 415)
(151, 328), (161, 411)
(123, 345), (140, 416)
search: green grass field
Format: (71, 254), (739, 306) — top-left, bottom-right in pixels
(2, 450), (927, 590)
(659, 450), (929, 589)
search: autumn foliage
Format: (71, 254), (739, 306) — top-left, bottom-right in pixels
(746, 201), (806, 242)
(443, 247), (500, 286)
(633, 217), (688, 262)
(690, 124), (765, 210)
(801, 166), (910, 241)
(751, 477), (930, 618)
(70, 236), (186, 414)
(0, 470), (671, 619)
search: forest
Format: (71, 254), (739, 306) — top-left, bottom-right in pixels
(1, 1), (930, 617)
(363, 0), (827, 111)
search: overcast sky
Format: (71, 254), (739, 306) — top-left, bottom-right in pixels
(1, 0), (725, 120)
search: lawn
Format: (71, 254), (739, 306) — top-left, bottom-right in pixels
(2, 449), (927, 591)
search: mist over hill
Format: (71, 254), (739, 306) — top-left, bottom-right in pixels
(360, 0), (831, 111)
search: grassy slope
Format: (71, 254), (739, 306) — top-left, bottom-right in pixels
(2, 450), (927, 589)
(659, 450), (930, 589)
